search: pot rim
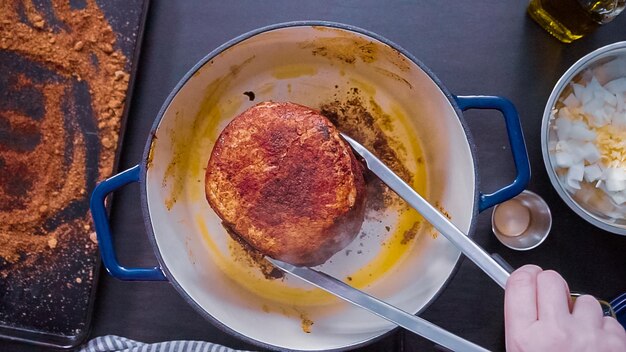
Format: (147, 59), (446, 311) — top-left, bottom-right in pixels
(138, 20), (479, 351)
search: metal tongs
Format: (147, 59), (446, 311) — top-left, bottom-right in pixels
(343, 134), (510, 288)
(269, 134), (512, 352)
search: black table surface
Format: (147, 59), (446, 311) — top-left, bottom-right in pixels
(5, 1), (626, 351)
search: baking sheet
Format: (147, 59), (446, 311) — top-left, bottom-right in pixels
(0, 0), (148, 348)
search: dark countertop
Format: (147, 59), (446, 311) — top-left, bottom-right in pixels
(5, 1), (626, 351)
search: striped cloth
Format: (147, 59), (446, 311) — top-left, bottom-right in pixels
(79, 335), (253, 352)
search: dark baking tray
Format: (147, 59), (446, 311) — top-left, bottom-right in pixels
(0, 0), (149, 348)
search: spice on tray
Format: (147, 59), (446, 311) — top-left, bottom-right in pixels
(0, 0), (128, 269)
(0, 0), (137, 336)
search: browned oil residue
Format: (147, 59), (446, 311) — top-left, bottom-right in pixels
(401, 221), (421, 245)
(163, 56), (255, 210)
(301, 37), (377, 65)
(435, 201), (452, 220)
(300, 311), (314, 333)
(146, 133), (157, 170)
(262, 304), (314, 333)
(309, 26), (413, 73)
(424, 202), (452, 239)
(320, 89), (412, 212)
(185, 237), (196, 265)
(162, 112), (185, 210)
(225, 224), (284, 280)
(373, 66), (413, 89)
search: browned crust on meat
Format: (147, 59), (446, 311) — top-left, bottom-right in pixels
(205, 101), (366, 266)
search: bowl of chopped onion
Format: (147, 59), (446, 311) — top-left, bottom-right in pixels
(542, 41), (626, 235)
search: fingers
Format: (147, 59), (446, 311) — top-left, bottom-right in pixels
(536, 270), (571, 321)
(572, 295), (603, 328)
(516, 264), (543, 276)
(505, 264), (542, 332)
(603, 316), (626, 338)
(504, 266), (625, 351)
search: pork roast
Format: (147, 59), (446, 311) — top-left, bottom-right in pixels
(205, 101), (366, 266)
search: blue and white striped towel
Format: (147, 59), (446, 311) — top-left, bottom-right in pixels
(79, 335), (254, 352)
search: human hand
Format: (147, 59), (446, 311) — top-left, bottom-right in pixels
(504, 264), (626, 352)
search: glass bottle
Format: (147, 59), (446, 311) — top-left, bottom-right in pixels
(528, 0), (626, 43)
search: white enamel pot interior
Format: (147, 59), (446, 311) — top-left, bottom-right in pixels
(143, 22), (479, 351)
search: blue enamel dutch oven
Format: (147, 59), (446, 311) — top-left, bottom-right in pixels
(90, 22), (530, 351)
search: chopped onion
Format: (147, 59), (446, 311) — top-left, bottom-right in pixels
(609, 191), (626, 205)
(554, 116), (572, 140)
(584, 164), (603, 182)
(566, 163), (584, 190)
(605, 77), (626, 95)
(593, 58), (626, 85)
(555, 151), (574, 168)
(580, 142), (600, 163)
(550, 57), (626, 214)
(569, 121), (596, 141)
(563, 93), (581, 108)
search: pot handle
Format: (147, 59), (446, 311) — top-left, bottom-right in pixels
(454, 95), (531, 212)
(90, 165), (167, 281)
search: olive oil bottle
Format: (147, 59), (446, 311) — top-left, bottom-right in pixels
(528, 0), (625, 43)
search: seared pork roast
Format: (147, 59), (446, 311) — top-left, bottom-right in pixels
(205, 102), (366, 266)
